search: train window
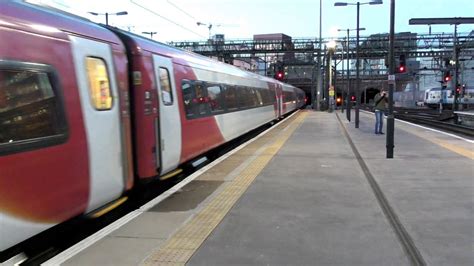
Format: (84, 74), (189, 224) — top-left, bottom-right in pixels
(86, 57), (113, 110)
(181, 80), (210, 119)
(194, 82), (210, 116)
(269, 87), (277, 104)
(182, 80), (195, 117)
(260, 89), (271, 105)
(239, 87), (254, 109)
(254, 89), (263, 106)
(158, 67), (173, 105)
(248, 88), (258, 107)
(283, 91), (295, 103)
(0, 61), (68, 155)
(206, 84), (225, 113)
(224, 85), (238, 111)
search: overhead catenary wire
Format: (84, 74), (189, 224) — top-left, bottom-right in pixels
(129, 0), (205, 38)
(166, 0), (197, 21)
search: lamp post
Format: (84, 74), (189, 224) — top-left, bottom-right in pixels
(196, 22), (221, 40)
(327, 40), (337, 112)
(88, 11), (128, 26)
(386, 0), (395, 158)
(315, 0), (323, 111)
(335, 1), (382, 128)
(337, 27), (365, 121)
(142, 31), (157, 39)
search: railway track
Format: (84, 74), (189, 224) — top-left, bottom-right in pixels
(394, 113), (474, 138)
(392, 108), (474, 138)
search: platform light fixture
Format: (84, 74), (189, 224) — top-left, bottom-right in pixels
(88, 11), (128, 26)
(337, 27), (366, 122)
(326, 40), (337, 49)
(326, 40), (337, 111)
(142, 31), (157, 39)
(334, 0), (383, 128)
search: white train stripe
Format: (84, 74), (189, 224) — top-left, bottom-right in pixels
(214, 106), (275, 141)
(0, 213), (53, 252)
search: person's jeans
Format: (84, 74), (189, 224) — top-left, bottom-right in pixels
(375, 110), (384, 134)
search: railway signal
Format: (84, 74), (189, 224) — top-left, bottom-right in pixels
(398, 65), (405, 73)
(274, 63), (285, 80)
(455, 84), (463, 95)
(275, 71), (284, 80)
(443, 71), (451, 82)
(397, 54), (406, 73)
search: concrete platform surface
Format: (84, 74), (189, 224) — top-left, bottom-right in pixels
(52, 110), (473, 266)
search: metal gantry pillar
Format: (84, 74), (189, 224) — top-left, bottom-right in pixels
(386, 0), (396, 158)
(355, 2), (360, 128)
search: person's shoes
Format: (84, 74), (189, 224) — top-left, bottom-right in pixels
(379, 132), (384, 135)
(375, 132), (379, 134)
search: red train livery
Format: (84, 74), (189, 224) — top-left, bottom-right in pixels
(0, 1), (305, 252)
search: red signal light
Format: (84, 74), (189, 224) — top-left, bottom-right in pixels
(276, 71), (284, 80)
(398, 66), (405, 73)
(351, 95), (356, 101)
(336, 97), (341, 103)
(443, 71), (451, 82)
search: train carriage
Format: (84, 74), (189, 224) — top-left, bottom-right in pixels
(0, 1), (305, 254)
(424, 87), (474, 109)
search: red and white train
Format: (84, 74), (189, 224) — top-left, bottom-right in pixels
(0, 1), (305, 253)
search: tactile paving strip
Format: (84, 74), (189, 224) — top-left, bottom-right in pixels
(142, 112), (307, 265)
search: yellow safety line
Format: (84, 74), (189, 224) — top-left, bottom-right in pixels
(398, 125), (474, 160)
(142, 112), (308, 265)
(362, 111), (474, 160)
(437, 141), (474, 159)
(160, 168), (183, 181)
(89, 196), (128, 219)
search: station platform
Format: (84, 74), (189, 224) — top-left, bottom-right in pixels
(45, 110), (473, 266)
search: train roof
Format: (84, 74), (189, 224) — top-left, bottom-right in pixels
(115, 29), (294, 88)
(2, 1), (302, 92)
(1, 1), (123, 47)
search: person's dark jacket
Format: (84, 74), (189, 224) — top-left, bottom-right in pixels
(374, 92), (387, 111)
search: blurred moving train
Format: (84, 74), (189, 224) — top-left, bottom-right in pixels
(424, 87), (474, 109)
(0, 1), (305, 254)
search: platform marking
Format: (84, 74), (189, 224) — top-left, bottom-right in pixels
(394, 120), (474, 160)
(42, 111), (301, 266)
(336, 112), (426, 266)
(360, 110), (474, 160)
(142, 112), (307, 265)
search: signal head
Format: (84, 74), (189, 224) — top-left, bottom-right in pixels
(443, 71), (451, 82)
(276, 71), (284, 80)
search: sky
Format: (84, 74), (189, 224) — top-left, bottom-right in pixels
(37, 0), (474, 43)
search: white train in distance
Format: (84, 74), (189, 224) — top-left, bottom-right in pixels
(424, 87), (474, 109)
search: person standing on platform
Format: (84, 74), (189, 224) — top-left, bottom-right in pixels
(373, 89), (388, 134)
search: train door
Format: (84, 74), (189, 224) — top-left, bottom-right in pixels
(69, 36), (124, 212)
(152, 54), (182, 174)
(277, 85), (283, 117)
